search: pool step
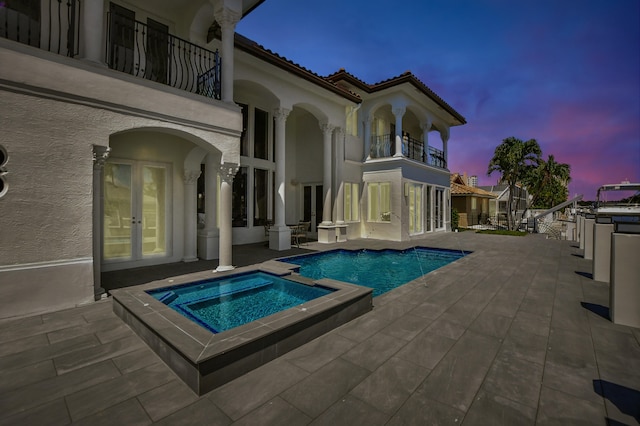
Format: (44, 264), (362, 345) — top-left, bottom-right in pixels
(158, 291), (178, 304)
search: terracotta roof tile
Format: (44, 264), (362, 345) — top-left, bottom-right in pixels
(326, 69), (466, 124)
(450, 174), (496, 197)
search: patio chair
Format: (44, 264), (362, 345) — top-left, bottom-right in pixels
(291, 222), (309, 247)
(264, 219), (274, 237)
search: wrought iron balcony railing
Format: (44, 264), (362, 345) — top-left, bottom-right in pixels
(0, 2), (221, 100)
(106, 12), (221, 99)
(369, 134), (447, 169)
(0, 0), (80, 57)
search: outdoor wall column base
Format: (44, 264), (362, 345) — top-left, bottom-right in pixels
(197, 230), (220, 261)
(610, 232), (640, 328)
(335, 225), (348, 242)
(584, 217), (595, 260)
(317, 225), (336, 244)
(269, 226), (292, 251)
(593, 222), (614, 283)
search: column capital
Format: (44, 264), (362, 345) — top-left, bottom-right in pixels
(273, 107), (291, 123)
(184, 169), (201, 185)
(440, 126), (450, 143)
(334, 126), (345, 138)
(92, 145), (111, 169)
(219, 162), (239, 184)
(420, 116), (433, 131)
(320, 122), (336, 135)
(213, 6), (242, 29)
(392, 106), (406, 117)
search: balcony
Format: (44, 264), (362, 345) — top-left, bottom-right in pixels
(1, 0), (221, 100)
(370, 134), (446, 169)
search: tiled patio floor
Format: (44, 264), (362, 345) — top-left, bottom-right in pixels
(1, 232), (639, 425)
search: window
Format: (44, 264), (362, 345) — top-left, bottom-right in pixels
(232, 167), (247, 227)
(435, 188), (444, 228)
(0, 145), (8, 198)
(426, 186), (432, 232)
(368, 182), (391, 222)
(253, 168), (268, 226)
(346, 106), (358, 137)
(408, 182), (423, 234)
(344, 182), (360, 221)
(239, 103), (249, 157)
(471, 197), (477, 210)
(254, 108), (269, 159)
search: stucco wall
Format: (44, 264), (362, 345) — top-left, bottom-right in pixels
(0, 43), (241, 319)
(0, 90), (99, 265)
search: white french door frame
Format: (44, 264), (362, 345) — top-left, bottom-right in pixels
(300, 182), (323, 236)
(102, 159), (172, 271)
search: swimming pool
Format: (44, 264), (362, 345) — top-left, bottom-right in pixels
(147, 271), (335, 333)
(280, 247), (469, 296)
(111, 266), (372, 395)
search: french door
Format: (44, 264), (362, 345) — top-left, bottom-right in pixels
(103, 160), (170, 265)
(302, 184), (323, 236)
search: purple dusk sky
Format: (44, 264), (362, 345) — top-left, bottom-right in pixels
(237, 0), (640, 200)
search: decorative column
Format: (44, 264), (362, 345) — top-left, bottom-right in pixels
(334, 127), (347, 242)
(421, 116), (432, 165)
(183, 169), (201, 262)
(80, 0), (105, 65)
(269, 107), (291, 250)
(317, 122), (335, 244)
(335, 127), (345, 225)
(214, 6), (241, 103)
(217, 163), (238, 271)
(92, 145), (110, 300)
(320, 122), (334, 226)
(441, 127), (450, 169)
(392, 107), (405, 157)
(197, 154), (220, 260)
(363, 114), (372, 161)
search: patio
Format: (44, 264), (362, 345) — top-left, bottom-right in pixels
(0, 232), (638, 425)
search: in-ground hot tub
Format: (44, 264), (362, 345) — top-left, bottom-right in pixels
(111, 262), (372, 395)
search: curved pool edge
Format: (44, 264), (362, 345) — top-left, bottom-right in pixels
(110, 264), (373, 395)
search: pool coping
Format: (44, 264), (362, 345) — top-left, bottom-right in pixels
(111, 261), (373, 395)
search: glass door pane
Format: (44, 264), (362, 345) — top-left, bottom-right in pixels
(145, 18), (169, 84)
(303, 184), (323, 234)
(315, 185), (323, 230)
(142, 165), (166, 256)
(104, 162), (133, 260)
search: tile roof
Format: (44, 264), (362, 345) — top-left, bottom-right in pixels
(325, 69), (466, 125)
(451, 174), (496, 197)
(230, 33), (465, 124)
(234, 34), (362, 103)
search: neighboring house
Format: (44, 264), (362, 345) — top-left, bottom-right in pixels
(478, 184), (530, 223)
(450, 173), (495, 227)
(0, 0), (465, 319)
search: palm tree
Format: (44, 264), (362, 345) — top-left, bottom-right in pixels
(488, 136), (541, 230)
(525, 155), (572, 209)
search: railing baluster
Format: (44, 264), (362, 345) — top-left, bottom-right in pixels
(3, 5), (221, 100)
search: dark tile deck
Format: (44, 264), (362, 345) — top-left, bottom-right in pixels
(1, 232), (639, 425)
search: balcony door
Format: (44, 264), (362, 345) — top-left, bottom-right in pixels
(108, 3), (135, 75)
(302, 184), (323, 237)
(103, 160), (170, 265)
(145, 18), (169, 84)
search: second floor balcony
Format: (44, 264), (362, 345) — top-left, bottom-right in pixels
(370, 134), (446, 169)
(0, 0), (222, 100)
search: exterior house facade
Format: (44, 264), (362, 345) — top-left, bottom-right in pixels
(0, 0), (465, 320)
(450, 173), (495, 227)
(479, 184), (530, 225)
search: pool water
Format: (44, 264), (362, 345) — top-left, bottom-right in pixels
(147, 272), (334, 333)
(280, 247), (469, 297)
